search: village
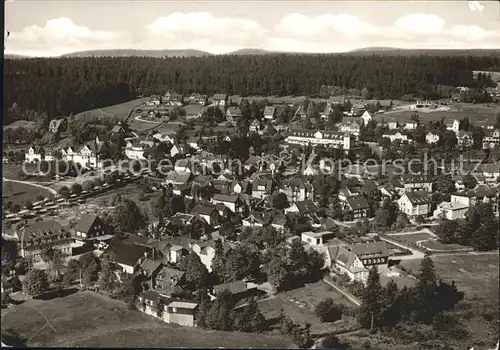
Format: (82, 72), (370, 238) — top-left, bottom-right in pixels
(2, 89), (500, 349)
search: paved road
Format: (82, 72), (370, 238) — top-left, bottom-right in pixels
(134, 116), (162, 124)
(381, 236), (426, 260)
(3, 177), (57, 195)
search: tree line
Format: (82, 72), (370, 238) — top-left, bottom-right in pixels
(5, 54), (499, 121)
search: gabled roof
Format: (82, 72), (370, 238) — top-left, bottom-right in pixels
(213, 281), (248, 295)
(29, 145), (44, 153)
(295, 105), (306, 115)
(156, 266), (185, 283)
(106, 241), (148, 267)
(350, 241), (389, 257)
(295, 199), (318, 214)
(403, 190), (432, 205)
(74, 214), (101, 234)
(191, 203), (217, 216)
(328, 246), (359, 271)
(345, 196), (370, 211)
(213, 194), (239, 203)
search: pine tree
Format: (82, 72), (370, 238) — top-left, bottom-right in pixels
(358, 267), (383, 329)
(211, 239), (225, 283)
(413, 254), (439, 324)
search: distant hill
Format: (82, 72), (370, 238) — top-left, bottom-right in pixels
(60, 49), (211, 58)
(4, 54), (29, 59)
(227, 48), (276, 55)
(349, 47), (500, 56)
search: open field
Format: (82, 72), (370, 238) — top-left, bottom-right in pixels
(73, 97), (150, 122)
(84, 182), (159, 213)
(3, 180), (53, 205)
(257, 282), (358, 335)
(182, 104), (207, 116)
(1, 291), (291, 348)
(374, 102), (498, 124)
(419, 240), (472, 252)
(387, 232), (436, 245)
(399, 253), (499, 303)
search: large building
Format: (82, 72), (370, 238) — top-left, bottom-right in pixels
(483, 129), (500, 149)
(284, 129), (353, 150)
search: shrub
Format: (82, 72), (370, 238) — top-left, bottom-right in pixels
(315, 298), (343, 322)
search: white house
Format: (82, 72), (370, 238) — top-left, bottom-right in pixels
(301, 231), (334, 246)
(285, 129), (353, 150)
(447, 119), (460, 134)
(360, 111), (372, 126)
(433, 201), (468, 220)
(25, 145), (45, 163)
(404, 121), (418, 130)
(483, 129), (500, 149)
(397, 191), (432, 219)
(425, 132), (440, 144)
(125, 140), (149, 160)
(382, 131), (410, 143)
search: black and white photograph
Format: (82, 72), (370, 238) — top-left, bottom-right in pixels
(1, 0), (500, 348)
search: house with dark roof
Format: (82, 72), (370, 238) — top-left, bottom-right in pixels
(251, 178), (274, 199)
(271, 212), (288, 232)
(211, 194), (244, 213)
(111, 121), (130, 134)
(211, 280), (258, 303)
(154, 266), (186, 295)
(16, 219), (74, 262)
(284, 199), (318, 216)
(279, 178), (315, 203)
(226, 106), (242, 124)
(190, 203), (219, 226)
(211, 93), (228, 106)
(241, 211), (272, 228)
(341, 196), (370, 220)
(73, 214), (106, 241)
(397, 190), (432, 219)
(327, 246), (369, 284)
(105, 241), (149, 274)
(350, 242), (389, 268)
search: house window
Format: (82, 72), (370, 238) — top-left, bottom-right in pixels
(172, 307), (177, 313)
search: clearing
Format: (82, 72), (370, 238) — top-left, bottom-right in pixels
(3, 180), (53, 206)
(1, 291), (291, 348)
(374, 103), (498, 124)
(399, 253), (499, 303)
(73, 98), (150, 122)
(258, 281), (359, 336)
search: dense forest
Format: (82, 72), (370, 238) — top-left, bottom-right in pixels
(4, 54), (499, 121)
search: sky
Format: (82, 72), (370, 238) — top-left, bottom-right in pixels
(4, 0), (500, 57)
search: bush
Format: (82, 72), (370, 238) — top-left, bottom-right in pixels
(71, 183), (83, 195)
(315, 298), (343, 322)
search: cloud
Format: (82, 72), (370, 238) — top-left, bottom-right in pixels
(6, 12), (500, 56)
(143, 12), (267, 53)
(6, 17), (131, 56)
(268, 12), (500, 52)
